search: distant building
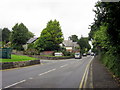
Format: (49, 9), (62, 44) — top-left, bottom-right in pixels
(23, 37), (38, 50)
(61, 40), (80, 52)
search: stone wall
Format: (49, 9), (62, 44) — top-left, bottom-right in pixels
(39, 56), (73, 60)
(0, 60), (40, 70)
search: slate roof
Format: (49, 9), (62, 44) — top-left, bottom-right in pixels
(62, 40), (79, 47)
(27, 37), (38, 44)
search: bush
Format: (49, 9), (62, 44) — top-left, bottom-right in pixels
(23, 49), (40, 55)
(62, 50), (74, 57)
(28, 43), (34, 49)
(100, 50), (120, 77)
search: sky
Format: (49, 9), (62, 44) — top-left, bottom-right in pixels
(0, 0), (99, 40)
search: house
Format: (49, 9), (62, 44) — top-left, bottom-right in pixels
(61, 40), (80, 52)
(23, 37), (38, 50)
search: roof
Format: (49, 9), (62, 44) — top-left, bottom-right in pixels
(27, 37), (38, 44)
(62, 40), (79, 47)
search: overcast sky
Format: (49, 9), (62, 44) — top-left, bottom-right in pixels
(0, 0), (98, 39)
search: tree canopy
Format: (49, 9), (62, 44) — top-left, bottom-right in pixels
(0, 28), (2, 42)
(10, 23), (34, 50)
(69, 35), (78, 42)
(34, 20), (64, 51)
(77, 37), (91, 54)
(88, 1), (120, 77)
(2, 28), (11, 43)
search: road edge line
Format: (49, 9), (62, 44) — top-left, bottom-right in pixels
(79, 57), (94, 88)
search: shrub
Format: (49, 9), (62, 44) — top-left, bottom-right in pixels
(100, 49), (120, 77)
(23, 49), (39, 55)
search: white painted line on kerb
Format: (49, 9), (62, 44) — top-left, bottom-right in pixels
(4, 80), (26, 89)
(60, 64), (68, 68)
(39, 68), (56, 76)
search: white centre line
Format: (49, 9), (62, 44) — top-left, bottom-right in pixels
(38, 68), (56, 76)
(29, 77), (33, 80)
(60, 64), (68, 68)
(4, 80), (26, 89)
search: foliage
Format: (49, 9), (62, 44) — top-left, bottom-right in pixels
(0, 54), (37, 62)
(10, 23), (34, 51)
(34, 20), (64, 51)
(2, 28), (11, 43)
(28, 31), (34, 38)
(28, 43), (34, 49)
(0, 29), (2, 42)
(93, 24), (110, 51)
(77, 37), (91, 54)
(100, 50), (120, 77)
(69, 35), (78, 42)
(23, 48), (39, 55)
(89, 1), (120, 77)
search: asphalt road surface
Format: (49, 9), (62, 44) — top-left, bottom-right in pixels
(1, 56), (94, 89)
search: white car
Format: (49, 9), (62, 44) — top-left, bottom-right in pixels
(75, 53), (81, 59)
(54, 52), (63, 56)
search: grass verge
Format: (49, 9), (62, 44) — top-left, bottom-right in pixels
(0, 54), (37, 62)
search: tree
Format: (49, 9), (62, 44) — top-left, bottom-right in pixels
(0, 28), (2, 42)
(28, 31), (34, 38)
(77, 37), (91, 54)
(10, 23), (34, 51)
(69, 35), (78, 42)
(34, 20), (64, 51)
(88, 1), (120, 77)
(2, 28), (11, 43)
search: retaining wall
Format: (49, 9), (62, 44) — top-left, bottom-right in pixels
(0, 60), (40, 70)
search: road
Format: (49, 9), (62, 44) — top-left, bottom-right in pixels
(1, 56), (93, 89)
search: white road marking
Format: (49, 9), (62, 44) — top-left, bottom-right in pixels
(29, 77), (33, 79)
(79, 57), (94, 88)
(38, 68), (56, 76)
(60, 64), (68, 68)
(4, 80), (26, 89)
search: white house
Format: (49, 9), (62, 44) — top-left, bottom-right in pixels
(61, 40), (80, 52)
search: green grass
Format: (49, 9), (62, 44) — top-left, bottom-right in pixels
(0, 54), (37, 62)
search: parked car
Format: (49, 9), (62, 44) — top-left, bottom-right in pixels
(54, 52), (63, 56)
(83, 53), (87, 56)
(75, 52), (82, 59)
(91, 52), (94, 56)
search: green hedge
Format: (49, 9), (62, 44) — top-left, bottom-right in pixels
(100, 51), (120, 77)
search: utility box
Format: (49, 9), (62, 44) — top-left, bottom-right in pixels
(0, 48), (12, 59)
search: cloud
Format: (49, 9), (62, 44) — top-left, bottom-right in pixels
(0, 0), (98, 39)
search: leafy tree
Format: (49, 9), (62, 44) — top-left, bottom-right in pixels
(28, 31), (34, 38)
(69, 35), (78, 42)
(2, 28), (11, 43)
(0, 28), (2, 42)
(93, 24), (110, 51)
(10, 23), (34, 51)
(88, 1), (120, 77)
(34, 20), (64, 51)
(77, 37), (91, 54)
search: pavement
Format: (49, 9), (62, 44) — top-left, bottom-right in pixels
(91, 56), (119, 88)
